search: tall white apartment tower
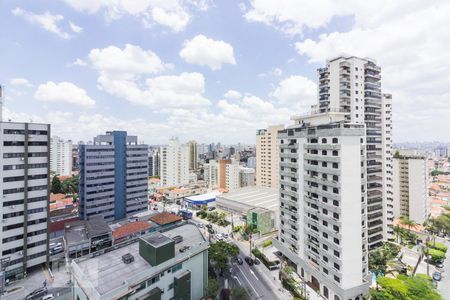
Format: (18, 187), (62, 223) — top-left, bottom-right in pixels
(187, 140), (198, 170)
(225, 160), (240, 192)
(256, 125), (284, 188)
(317, 56), (393, 249)
(274, 112), (369, 300)
(392, 150), (428, 224)
(160, 138), (189, 187)
(50, 136), (73, 176)
(204, 160), (219, 189)
(0, 122), (50, 280)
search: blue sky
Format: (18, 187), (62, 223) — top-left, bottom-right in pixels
(1, 0), (449, 144)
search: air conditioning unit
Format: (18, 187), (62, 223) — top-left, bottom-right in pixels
(20, 158), (24, 161)
(10, 206), (15, 209)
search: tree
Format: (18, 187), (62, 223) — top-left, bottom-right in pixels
(231, 287), (250, 300)
(393, 225), (404, 244)
(51, 176), (62, 194)
(61, 174), (79, 194)
(375, 274), (442, 300)
(369, 248), (389, 276)
(206, 277), (220, 298)
(208, 241), (239, 275)
(399, 216), (416, 233)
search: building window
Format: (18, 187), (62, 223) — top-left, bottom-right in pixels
(332, 138), (338, 144)
(321, 138), (327, 144)
(334, 275), (340, 283)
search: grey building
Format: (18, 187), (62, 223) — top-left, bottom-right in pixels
(79, 131), (148, 222)
(0, 121), (50, 280)
(149, 148), (160, 177)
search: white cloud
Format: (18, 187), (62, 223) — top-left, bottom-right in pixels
(272, 75), (316, 106)
(63, 0), (209, 32)
(179, 35), (236, 70)
(223, 90), (242, 100)
(89, 44), (170, 80)
(72, 58), (87, 66)
(69, 22), (83, 33)
(9, 78), (33, 87)
(12, 7), (72, 39)
(34, 81), (95, 108)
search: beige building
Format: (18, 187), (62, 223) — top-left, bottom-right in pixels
(187, 140), (198, 170)
(256, 125), (284, 188)
(393, 150), (428, 224)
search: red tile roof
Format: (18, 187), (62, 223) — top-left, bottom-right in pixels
(112, 221), (152, 239)
(149, 212), (183, 225)
(50, 193), (68, 202)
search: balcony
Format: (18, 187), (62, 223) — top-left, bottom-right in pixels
(280, 161), (297, 169)
(304, 154), (340, 163)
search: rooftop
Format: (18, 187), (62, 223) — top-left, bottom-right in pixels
(73, 224), (206, 296)
(216, 186), (279, 212)
(112, 221), (152, 239)
(149, 212), (183, 225)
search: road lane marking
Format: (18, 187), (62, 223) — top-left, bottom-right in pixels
(237, 267), (260, 298)
(249, 269), (259, 280)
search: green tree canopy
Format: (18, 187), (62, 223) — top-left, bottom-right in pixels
(51, 176), (62, 194)
(375, 274), (442, 300)
(231, 287), (250, 300)
(208, 241), (239, 274)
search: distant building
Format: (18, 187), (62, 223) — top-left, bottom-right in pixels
(71, 224), (208, 300)
(79, 131), (148, 221)
(393, 150), (428, 224)
(256, 125), (284, 188)
(187, 140), (198, 170)
(204, 160), (219, 189)
(160, 138), (189, 187)
(149, 148), (160, 177)
(246, 156), (256, 169)
(219, 159), (231, 189)
(0, 121), (50, 280)
(240, 167), (255, 188)
(50, 136), (73, 176)
(225, 161), (240, 192)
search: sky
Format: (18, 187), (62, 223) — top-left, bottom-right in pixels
(1, 0), (449, 145)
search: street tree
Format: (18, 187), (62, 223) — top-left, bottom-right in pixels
(208, 241), (239, 275)
(51, 176), (62, 194)
(231, 287), (250, 300)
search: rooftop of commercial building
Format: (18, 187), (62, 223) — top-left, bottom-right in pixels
(112, 221), (152, 240)
(149, 212), (183, 225)
(216, 186), (279, 212)
(73, 223), (206, 296)
(65, 216), (111, 246)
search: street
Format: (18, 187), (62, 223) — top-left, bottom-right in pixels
(435, 237), (450, 300)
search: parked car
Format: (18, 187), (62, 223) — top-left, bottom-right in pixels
(245, 256), (254, 266)
(222, 233), (229, 238)
(236, 257), (243, 265)
(215, 233), (224, 241)
(25, 287), (47, 300)
(197, 223), (205, 228)
(42, 294), (55, 300)
(435, 261), (444, 269)
(208, 228), (215, 234)
(208, 207), (216, 211)
(206, 224), (213, 229)
(432, 271), (442, 281)
(254, 258), (261, 265)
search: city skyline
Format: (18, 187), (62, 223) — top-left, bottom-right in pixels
(1, 1), (449, 144)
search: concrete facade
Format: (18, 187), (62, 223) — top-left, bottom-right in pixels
(0, 122), (50, 280)
(256, 125), (284, 188)
(160, 138), (189, 187)
(50, 136), (72, 176)
(79, 131), (148, 222)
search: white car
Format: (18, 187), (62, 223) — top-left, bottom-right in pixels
(215, 233), (224, 241)
(42, 294), (55, 300)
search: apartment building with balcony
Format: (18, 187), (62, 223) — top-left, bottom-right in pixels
(50, 136), (73, 176)
(0, 122), (50, 280)
(316, 56), (393, 249)
(273, 112), (369, 300)
(79, 131), (148, 222)
(393, 150), (428, 224)
(256, 125), (284, 188)
(160, 138), (189, 187)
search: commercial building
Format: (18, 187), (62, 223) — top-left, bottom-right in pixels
(71, 224), (208, 300)
(219, 159), (231, 189)
(256, 125), (284, 188)
(50, 136), (73, 176)
(160, 138), (189, 187)
(79, 131), (148, 222)
(216, 187), (278, 234)
(225, 160), (240, 192)
(273, 111), (369, 300)
(315, 56), (393, 248)
(187, 140), (198, 170)
(393, 150), (428, 224)
(0, 121), (50, 280)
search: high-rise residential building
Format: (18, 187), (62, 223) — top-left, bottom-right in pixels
(239, 167), (255, 188)
(187, 140), (198, 170)
(218, 159), (231, 189)
(0, 121), (50, 280)
(50, 136), (73, 176)
(393, 150), (428, 224)
(148, 148), (160, 177)
(274, 112), (369, 300)
(256, 125), (284, 188)
(225, 160), (240, 192)
(79, 131), (148, 222)
(160, 138), (189, 187)
(316, 56), (393, 249)
(204, 160), (219, 189)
